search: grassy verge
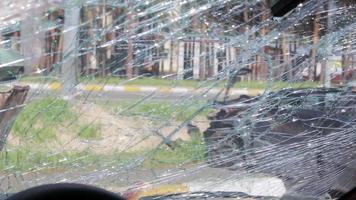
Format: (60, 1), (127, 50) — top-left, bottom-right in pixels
(12, 98), (76, 142)
(80, 76), (202, 88)
(18, 76), (59, 83)
(0, 147), (138, 171)
(18, 75), (321, 90)
(12, 98), (101, 143)
(19, 76), (200, 88)
(0, 138), (205, 172)
(144, 138), (205, 168)
(77, 124), (102, 139)
(233, 80), (321, 90)
(100, 100), (212, 122)
(4, 98), (207, 172)
(81, 77), (321, 89)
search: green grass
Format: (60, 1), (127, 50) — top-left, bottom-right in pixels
(80, 77), (321, 89)
(0, 146), (138, 171)
(6, 97), (207, 172)
(12, 98), (77, 142)
(18, 75), (59, 83)
(12, 98), (103, 143)
(232, 80), (321, 90)
(7, 77), (320, 173)
(79, 76), (201, 87)
(19, 75), (321, 90)
(101, 100), (212, 122)
(77, 124), (101, 139)
(0, 137), (205, 172)
(18, 75), (200, 87)
(145, 138), (205, 168)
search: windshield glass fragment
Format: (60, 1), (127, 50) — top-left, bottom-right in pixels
(0, 0), (355, 199)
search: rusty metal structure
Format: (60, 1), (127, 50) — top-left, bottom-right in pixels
(204, 87), (356, 198)
(0, 85), (29, 150)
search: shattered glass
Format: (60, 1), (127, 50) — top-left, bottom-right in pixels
(0, 0), (355, 199)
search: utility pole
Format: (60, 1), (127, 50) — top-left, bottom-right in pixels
(61, 5), (80, 96)
(311, 1), (320, 81)
(125, 0), (134, 79)
(102, 0), (107, 76)
(324, 0), (335, 87)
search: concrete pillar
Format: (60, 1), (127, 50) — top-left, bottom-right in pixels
(226, 46), (231, 65)
(20, 9), (46, 74)
(162, 40), (171, 74)
(230, 47), (236, 65)
(193, 41), (200, 79)
(213, 43), (219, 76)
(106, 11), (113, 60)
(61, 6), (80, 95)
(170, 40), (179, 74)
(177, 41), (185, 79)
(20, 16), (33, 74)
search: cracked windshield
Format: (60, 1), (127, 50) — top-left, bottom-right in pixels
(0, 0), (355, 199)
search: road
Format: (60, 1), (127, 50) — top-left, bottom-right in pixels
(1, 80), (253, 102)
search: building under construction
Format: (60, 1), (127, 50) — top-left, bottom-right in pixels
(0, 0), (355, 83)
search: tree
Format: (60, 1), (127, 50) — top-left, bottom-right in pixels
(125, 0), (134, 79)
(310, 3), (321, 81)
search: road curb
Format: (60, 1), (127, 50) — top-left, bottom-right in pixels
(12, 82), (264, 96)
(126, 176), (285, 199)
(134, 184), (189, 199)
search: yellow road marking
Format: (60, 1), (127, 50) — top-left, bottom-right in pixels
(48, 82), (62, 90)
(158, 87), (171, 93)
(83, 85), (104, 91)
(124, 86), (141, 92)
(137, 184), (189, 199)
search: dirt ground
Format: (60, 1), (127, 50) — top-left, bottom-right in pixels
(8, 101), (210, 154)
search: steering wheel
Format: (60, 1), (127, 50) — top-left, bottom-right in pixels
(6, 183), (125, 200)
